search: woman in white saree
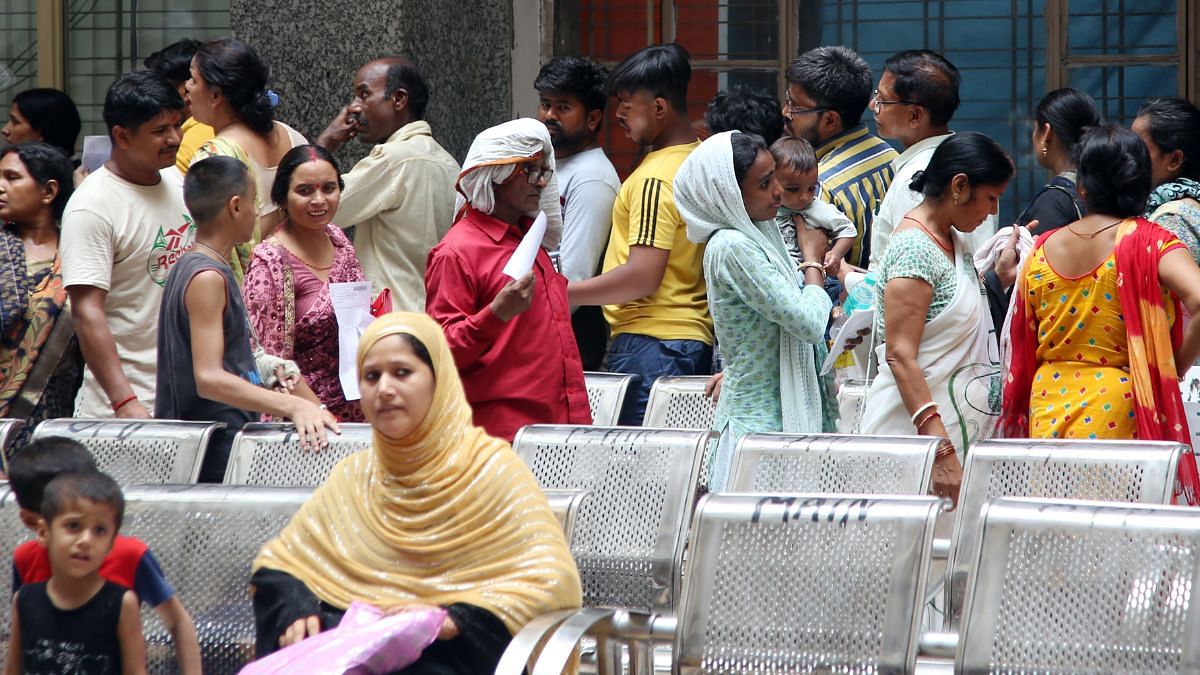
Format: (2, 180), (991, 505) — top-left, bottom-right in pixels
(861, 132), (1014, 505)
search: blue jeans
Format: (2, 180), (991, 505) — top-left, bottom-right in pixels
(608, 333), (713, 426)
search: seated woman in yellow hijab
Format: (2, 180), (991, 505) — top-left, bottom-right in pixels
(250, 311), (581, 672)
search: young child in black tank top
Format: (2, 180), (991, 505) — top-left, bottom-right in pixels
(4, 472), (145, 675)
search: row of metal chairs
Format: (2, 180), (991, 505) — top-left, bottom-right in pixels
(585, 373), (712, 429)
(0, 373), (713, 487)
(513, 493), (1200, 674)
(7, 416), (1186, 635)
(499, 426), (1191, 673)
(0, 419), (1190, 673)
(0, 483), (589, 675)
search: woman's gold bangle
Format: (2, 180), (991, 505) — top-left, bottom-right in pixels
(797, 261), (824, 274)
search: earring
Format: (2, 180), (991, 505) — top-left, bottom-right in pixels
(1041, 143), (1048, 159)
(953, 193), (960, 206)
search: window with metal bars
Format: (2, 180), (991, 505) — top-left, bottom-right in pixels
(1047, 0), (1192, 122)
(562, 0), (795, 175)
(64, 0), (230, 136)
(560, 0), (1191, 223)
(0, 0), (39, 100)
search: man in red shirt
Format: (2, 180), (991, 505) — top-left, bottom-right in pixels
(425, 118), (591, 440)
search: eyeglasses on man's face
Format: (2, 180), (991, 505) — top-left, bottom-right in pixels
(783, 94), (830, 119)
(871, 89), (920, 114)
(514, 163), (554, 185)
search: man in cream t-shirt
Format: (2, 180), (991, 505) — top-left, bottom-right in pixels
(62, 71), (192, 418)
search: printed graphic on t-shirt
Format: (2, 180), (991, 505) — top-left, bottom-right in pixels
(148, 215), (197, 286)
(26, 637), (112, 673)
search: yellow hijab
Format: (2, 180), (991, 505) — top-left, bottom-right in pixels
(253, 312), (581, 634)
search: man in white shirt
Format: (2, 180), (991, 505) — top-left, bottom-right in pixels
(867, 50), (963, 271)
(534, 56), (621, 370)
(317, 57), (459, 311)
(61, 71), (191, 418)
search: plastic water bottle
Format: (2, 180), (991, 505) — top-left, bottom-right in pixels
(842, 272), (878, 314)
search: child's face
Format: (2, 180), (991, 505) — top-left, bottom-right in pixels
(38, 498), (118, 580)
(775, 164), (819, 211)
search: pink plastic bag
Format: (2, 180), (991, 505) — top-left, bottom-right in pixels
(239, 603), (446, 675)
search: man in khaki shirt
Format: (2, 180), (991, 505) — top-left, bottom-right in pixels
(317, 57), (459, 311)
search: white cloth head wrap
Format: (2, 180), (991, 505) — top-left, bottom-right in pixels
(455, 118), (562, 249)
(674, 130), (829, 435)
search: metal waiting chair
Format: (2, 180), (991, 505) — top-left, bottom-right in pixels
(583, 372), (638, 426)
(541, 488), (590, 547)
(512, 425), (706, 612)
(0, 485), (30, 658)
(118, 485), (311, 674)
(503, 425), (708, 674)
(0, 480), (587, 675)
(222, 422), (374, 486)
(943, 438), (1183, 631)
(31, 419), (224, 485)
(956, 498), (1200, 673)
(516, 493), (946, 674)
(728, 433), (939, 494)
(0, 418), (27, 474)
(641, 376), (714, 430)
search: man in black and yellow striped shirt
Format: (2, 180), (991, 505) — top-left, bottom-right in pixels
(784, 46), (898, 269)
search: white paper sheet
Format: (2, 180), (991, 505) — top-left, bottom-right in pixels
(821, 309), (874, 375)
(330, 281), (375, 401)
(81, 135), (112, 173)
(502, 211), (547, 279)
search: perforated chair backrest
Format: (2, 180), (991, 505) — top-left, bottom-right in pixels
(583, 372), (637, 426)
(676, 493), (945, 674)
(0, 486), (32, 656)
(513, 425), (707, 613)
(120, 484), (311, 673)
(946, 438), (1182, 630)
(223, 423), (375, 486)
(958, 498), (1200, 673)
(642, 376), (714, 429)
(728, 433), (938, 494)
(31, 419), (224, 485)
(0, 418), (26, 473)
(540, 488), (589, 546)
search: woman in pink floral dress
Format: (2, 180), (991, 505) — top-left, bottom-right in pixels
(244, 145), (366, 421)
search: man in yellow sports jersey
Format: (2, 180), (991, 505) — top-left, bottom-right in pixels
(568, 44), (712, 425)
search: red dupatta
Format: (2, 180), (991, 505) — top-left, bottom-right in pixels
(1001, 217), (1200, 505)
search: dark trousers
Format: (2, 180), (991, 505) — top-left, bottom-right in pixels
(608, 332), (712, 425)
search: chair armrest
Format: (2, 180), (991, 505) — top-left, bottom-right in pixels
(494, 609), (579, 675)
(531, 607), (618, 675)
(918, 631), (959, 659)
(526, 607), (679, 675)
(931, 537), (950, 559)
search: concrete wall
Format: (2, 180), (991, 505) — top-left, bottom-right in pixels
(230, 0), (514, 167)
